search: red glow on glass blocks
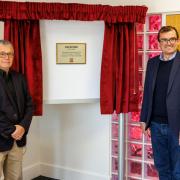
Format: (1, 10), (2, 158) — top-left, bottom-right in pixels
(112, 174), (118, 180)
(148, 34), (160, 50)
(128, 143), (142, 158)
(131, 112), (140, 122)
(147, 52), (161, 59)
(138, 53), (143, 70)
(146, 163), (158, 178)
(145, 145), (154, 160)
(137, 35), (144, 50)
(129, 125), (142, 141)
(148, 15), (162, 32)
(112, 123), (119, 140)
(136, 23), (144, 32)
(112, 140), (118, 156)
(129, 161), (142, 176)
(138, 71), (143, 89)
(112, 157), (118, 173)
(112, 111), (119, 122)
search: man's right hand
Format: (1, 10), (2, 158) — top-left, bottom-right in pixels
(140, 122), (149, 136)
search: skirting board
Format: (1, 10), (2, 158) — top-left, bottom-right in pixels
(22, 163), (110, 180)
(23, 163), (41, 180)
(40, 163), (110, 180)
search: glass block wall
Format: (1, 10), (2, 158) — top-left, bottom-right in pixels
(125, 14), (162, 180)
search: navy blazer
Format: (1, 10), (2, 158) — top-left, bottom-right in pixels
(0, 70), (33, 152)
(140, 51), (180, 137)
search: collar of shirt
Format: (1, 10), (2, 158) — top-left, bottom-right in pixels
(0, 69), (11, 80)
(0, 69), (7, 77)
(159, 51), (177, 61)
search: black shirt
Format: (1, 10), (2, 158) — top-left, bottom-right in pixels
(0, 69), (18, 110)
(151, 58), (174, 124)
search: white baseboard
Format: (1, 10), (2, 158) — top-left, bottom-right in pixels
(22, 162), (110, 180)
(23, 163), (41, 180)
(40, 163), (110, 180)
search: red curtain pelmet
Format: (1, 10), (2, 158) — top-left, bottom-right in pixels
(0, 1), (147, 23)
(4, 20), (42, 115)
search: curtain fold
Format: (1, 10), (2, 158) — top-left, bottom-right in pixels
(0, 1), (147, 23)
(4, 20), (42, 115)
(100, 23), (139, 114)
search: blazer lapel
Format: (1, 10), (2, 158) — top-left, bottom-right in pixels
(167, 52), (180, 95)
(0, 75), (17, 110)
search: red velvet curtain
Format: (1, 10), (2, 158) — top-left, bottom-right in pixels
(101, 23), (139, 114)
(0, 1), (147, 23)
(0, 1), (147, 115)
(4, 20), (42, 115)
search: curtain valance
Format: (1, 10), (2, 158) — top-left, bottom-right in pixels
(0, 1), (147, 23)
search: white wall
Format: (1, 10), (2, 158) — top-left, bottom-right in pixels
(39, 20), (111, 180)
(39, 104), (111, 180)
(23, 117), (41, 179)
(41, 20), (104, 101)
(0, 22), (3, 39)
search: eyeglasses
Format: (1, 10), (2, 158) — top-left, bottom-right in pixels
(0, 51), (14, 58)
(159, 37), (178, 44)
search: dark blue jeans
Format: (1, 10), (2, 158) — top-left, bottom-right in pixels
(150, 122), (180, 180)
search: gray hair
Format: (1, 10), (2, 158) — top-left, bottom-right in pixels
(0, 40), (13, 47)
(0, 40), (14, 52)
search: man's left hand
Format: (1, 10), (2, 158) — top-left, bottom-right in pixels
(11, 125), (25, 140)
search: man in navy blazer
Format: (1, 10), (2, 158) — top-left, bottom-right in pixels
(0, 40), (33, 180)
(140, 26), (180, 180)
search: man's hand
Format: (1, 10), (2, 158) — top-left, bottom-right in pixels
(11, 125), (25, 140)
(140, 122), (150, 136)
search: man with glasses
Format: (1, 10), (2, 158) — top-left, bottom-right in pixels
(0, 40), (33, 180)
(140, 26), (180, 180)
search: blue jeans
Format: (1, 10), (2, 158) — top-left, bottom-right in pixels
(150, 122), (180, 180)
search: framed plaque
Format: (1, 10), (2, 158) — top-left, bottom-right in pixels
(56, 43), (86, 64)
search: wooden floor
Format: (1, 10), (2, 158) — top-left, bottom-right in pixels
(32, 176), (60, 180)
